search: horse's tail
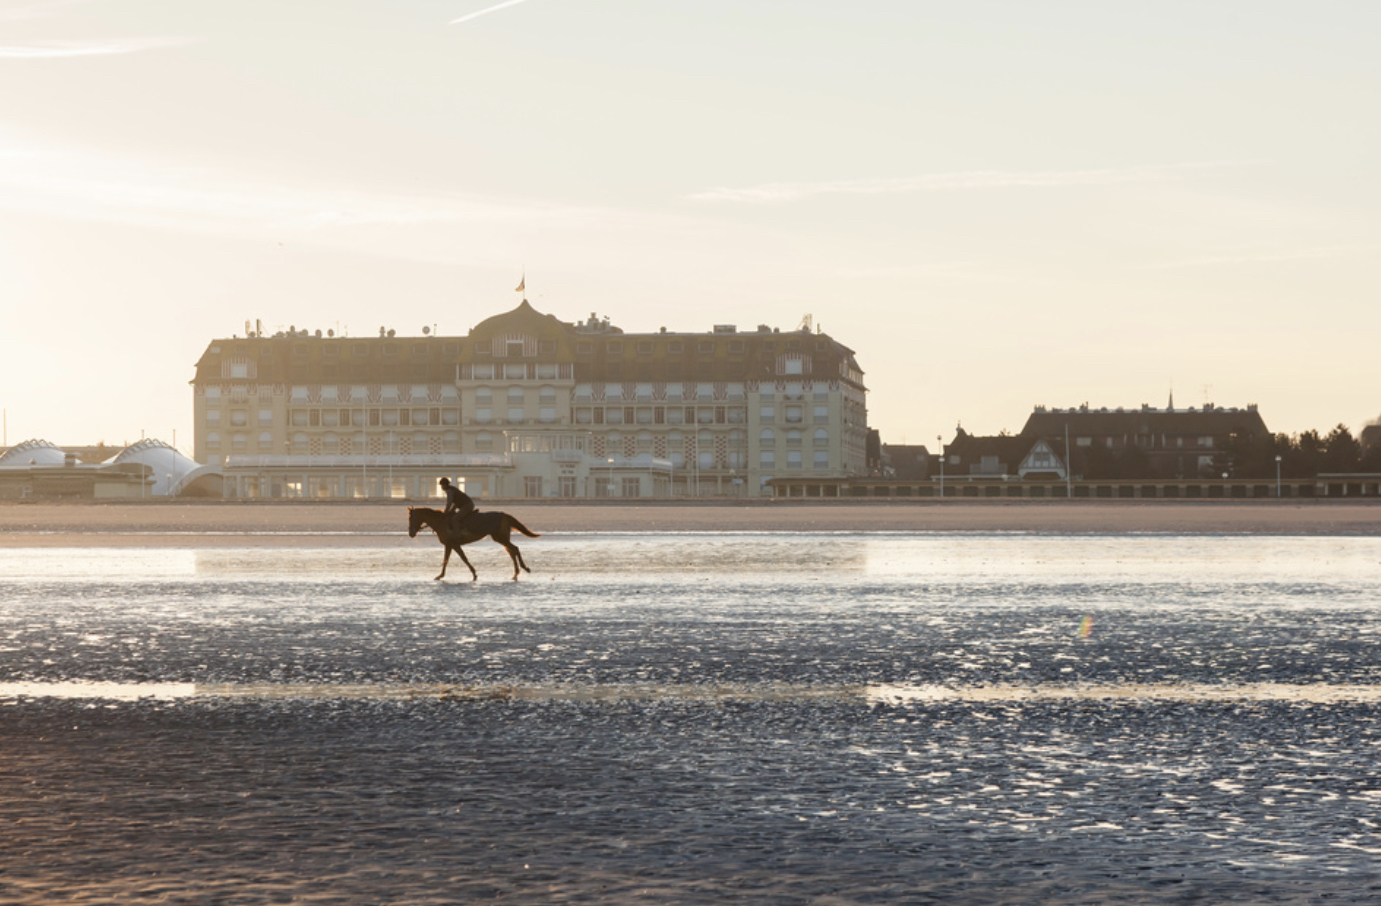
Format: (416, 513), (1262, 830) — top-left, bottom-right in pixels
(507, 515), (541, 538)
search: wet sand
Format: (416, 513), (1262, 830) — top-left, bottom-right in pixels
(0, 498), (1378, 546)
(5, 511), (1381, 902)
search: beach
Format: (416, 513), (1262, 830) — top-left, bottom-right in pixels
(4, 503), (1381, 903)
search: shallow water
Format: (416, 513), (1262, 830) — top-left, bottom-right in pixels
(4, 533), (1381, 902)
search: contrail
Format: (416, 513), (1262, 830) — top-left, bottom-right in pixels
(450, 0), (538, 25)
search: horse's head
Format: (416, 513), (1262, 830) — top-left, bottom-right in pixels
(407, 506), (421, 538)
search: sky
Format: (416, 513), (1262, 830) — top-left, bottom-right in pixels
(2, 0), (1378, 453)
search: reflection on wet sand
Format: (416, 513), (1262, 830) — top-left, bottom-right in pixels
(9, 680), (1381, 705)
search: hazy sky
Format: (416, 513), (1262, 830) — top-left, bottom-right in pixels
(2, 0), (1378, 451)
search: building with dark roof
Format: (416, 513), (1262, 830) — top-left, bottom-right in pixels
(1021, 402), (1270, 479)
(191, 300), (868, 499)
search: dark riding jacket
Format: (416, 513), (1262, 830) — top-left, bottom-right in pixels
(443, 485), (476, 524)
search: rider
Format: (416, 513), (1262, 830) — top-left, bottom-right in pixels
(438, 477), (477, 534)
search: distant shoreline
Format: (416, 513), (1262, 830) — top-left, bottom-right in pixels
(1, 499), (1379, 546)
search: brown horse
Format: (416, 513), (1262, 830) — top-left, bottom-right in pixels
(407, 506), (541, 581)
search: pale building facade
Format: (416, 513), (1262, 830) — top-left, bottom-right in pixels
(190, 301), (868, 499)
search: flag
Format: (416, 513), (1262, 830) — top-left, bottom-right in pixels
(515, 274), (525, 293)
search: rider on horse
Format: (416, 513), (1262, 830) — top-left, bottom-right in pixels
(438, 477), (477, 534)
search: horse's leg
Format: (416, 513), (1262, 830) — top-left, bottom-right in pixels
(455, 545), (478, 581)
(435, 545), (451, 581)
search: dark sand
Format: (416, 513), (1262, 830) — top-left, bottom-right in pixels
(4, 501), (1381, 903)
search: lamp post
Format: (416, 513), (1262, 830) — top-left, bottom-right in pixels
(1276, 454), (1282, 498)
(937, 434), (944, 499)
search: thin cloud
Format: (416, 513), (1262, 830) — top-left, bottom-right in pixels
(450, 0), (538, 26)
(688, 164), (1227, 204)
(0, 0), (97, 22)
(0, 130), (701, 266)
(0, 36), (194, 58)
(1149, 244), (1375, 270)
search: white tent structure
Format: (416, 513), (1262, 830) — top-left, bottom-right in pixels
(0, 439), (68, 468)
(105, 439), (221, 497)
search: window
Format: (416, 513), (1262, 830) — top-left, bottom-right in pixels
(524, 476), (544, 498)
(636, 341), (654, 355)
(206, 410), (221, 425)
(606, 341), (623, 354)
(507, 407), (524, 423)
(230, 362), (249, 379)
(782, 358), (804, 375)
(506, 340), (525, 358)
(536, 363), (557, 380)
(814, 451), (829, 468)
(814, 405), (829, 423)
(472, 364), (494, 380)
(539, 407), (557, 423)
(760, 450), (775, 466)
(576, 342), (594, 355)
(539, 340), (557, 355)
(411, 343), (430, 356)
(814, 429), (829, 445)
(667, 342), (684, 354)
(353, 343), (369, 357)
(760, 406), (775, 423)
(475, 408), (492, 424)
(382, 344), (399, 357)
(785, 406), (803, 423)
(728, 341), (744, 355)
(761, 428), (775, 444)
(258, 432), (273, 450)
(697, 341), (714, 355)
(475, 432), (494, 451)
(476, 340), (491, 355)
(622, 477), (641, 498)
(503, 363), (526, 379)
(787, 450), (802, 468)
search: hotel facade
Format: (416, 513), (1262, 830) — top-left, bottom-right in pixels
(191, 301), (868, 500)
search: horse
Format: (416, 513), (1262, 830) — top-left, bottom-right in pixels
(407, 506), (541, 581)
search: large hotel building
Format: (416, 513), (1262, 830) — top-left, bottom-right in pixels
(191, 300), (868, 499)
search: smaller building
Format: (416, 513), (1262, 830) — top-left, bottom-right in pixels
(0, 439), (220, 499)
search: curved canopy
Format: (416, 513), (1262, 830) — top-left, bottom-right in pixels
(106, 439), (207, 496)
(0, 439), (66, 468)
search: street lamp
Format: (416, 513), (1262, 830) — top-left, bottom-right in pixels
(937, 434), (944, 499)
(1276, 454), (1283, 498)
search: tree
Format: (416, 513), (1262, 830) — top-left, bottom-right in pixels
(1322, 424), (1361, 473)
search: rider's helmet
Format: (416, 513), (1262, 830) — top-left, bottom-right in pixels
(438, 477), (451, 488)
